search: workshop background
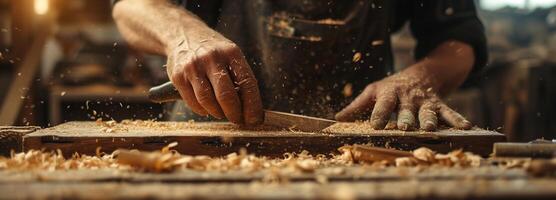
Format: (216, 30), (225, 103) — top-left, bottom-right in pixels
(1, 0), (556, 142)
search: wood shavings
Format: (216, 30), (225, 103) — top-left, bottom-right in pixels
(412, 147), (435, 162)
(342, 83), (353, 97)
(338, 145), (482, 168)
(95, 119), (196, 133)
(0, 149), (127, 172)
(316, 18), (344, 25)
(115, 149), (182, 173)
(352, 52), (361, 63)
(396, 148), (482, 167)
(371, 40), (384, 46)
(338, 145), (412, 164)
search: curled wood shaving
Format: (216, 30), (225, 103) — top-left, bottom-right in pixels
(395, 147), (482, 167)
(338, 145), (482, 168)
(338, 145), (412, 164)
(1, 143), (486, 175)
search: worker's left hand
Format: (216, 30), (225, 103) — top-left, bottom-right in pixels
(335, 69), (472, 131)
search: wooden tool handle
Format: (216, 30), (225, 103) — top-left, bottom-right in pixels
(148, 82), (181, 103)
(493, 143), (556, 158)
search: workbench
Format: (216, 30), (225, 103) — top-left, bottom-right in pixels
(1, 166), (556, 199)
(2, 121), (556, 199)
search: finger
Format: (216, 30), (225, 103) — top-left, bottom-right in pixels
(370, 90), (397, 130)
(439, 103), (472, 130)
(205, 60), (243, 124)
(384, 113), (397, 130)
(418, 100), (438, 131)
(227, 48), (264, 125)
(171, 75), (208, 116)
(186, 65), (225, 119)
(397, 96), (416, 131)
(335, 85), (377, 122)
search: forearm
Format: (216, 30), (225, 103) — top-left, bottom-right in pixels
(401, 40), (475, 96)
(112, 0), (214, 55)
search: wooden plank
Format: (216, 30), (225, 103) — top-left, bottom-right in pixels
(0, 167), (527, 184)
(1, 179), (556, 199)
(23, 122), (506, 157)
(0, 126), (39, 156)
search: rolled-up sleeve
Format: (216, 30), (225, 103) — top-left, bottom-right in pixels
(409, 0), (488, 75)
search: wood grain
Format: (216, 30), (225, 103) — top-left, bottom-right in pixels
(1, 178), (555, 199)
(23, 122), (505, 157)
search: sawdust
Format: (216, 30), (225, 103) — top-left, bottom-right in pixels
(96, 119), (196, 133)
(94, 119), (277, 134)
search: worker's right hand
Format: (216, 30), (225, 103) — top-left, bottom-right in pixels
(166, 33), (264, 125)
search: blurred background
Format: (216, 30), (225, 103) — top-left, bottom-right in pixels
(0, 0), (555, 142)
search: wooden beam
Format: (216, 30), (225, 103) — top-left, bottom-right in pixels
(0, 167), (527, 184)
(0, 28), (48, 125)
(23, 122), (506, 157)
(0, 126), (39, 155)
(1, 179), (555, 199)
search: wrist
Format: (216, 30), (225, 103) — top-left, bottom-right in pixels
(399, 61), (443, 93)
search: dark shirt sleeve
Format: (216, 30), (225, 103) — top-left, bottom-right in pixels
(112, 0), (222, 28)
(409, 0), (488, 75)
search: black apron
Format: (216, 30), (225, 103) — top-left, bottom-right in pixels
(177, 0), (397, 119)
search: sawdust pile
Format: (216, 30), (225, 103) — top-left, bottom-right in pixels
(0, 143), (349, 173)
(0, 148), (128, 171)
(0, 144), (482, 173)
(96, 119), (196, 133)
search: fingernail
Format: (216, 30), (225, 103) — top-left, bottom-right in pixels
(370, 120), (386, 130)
(246, 116), (263, 125)
(398, 123), (409, 131)
(423, 121), (436, 131)
(335, 113), (346, 121)
(461, 120), (472, 129)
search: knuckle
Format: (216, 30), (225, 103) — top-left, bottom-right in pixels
(183, 63), (198, 75)
(197, 49), (219, 63)
(169, 73), (183, 83)
(241, 77), (258, 88)
(238, 78), (259, 94)
(196, 91), (214, 105)
(225, 43), (241, 53)
(216, 90), (238, 102)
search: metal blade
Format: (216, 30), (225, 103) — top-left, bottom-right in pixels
(263, 110), (336, 132)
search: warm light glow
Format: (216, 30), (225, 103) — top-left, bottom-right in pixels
(34, 0), (49, 15)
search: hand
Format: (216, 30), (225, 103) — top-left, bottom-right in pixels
(166, 33), (263, 125)
(335, 69), (472, 131)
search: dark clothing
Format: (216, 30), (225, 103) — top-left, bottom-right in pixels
(114, 0), (488, 119)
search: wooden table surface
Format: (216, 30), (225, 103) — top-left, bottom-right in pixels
(3, 122), (556, 199)
(1, 166), (555, 199)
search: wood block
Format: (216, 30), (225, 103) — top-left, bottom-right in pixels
(23, 121), (506, 157)
(0, 126), (40, 156)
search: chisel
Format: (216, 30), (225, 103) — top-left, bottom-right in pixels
(148, 82), (336, 132)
